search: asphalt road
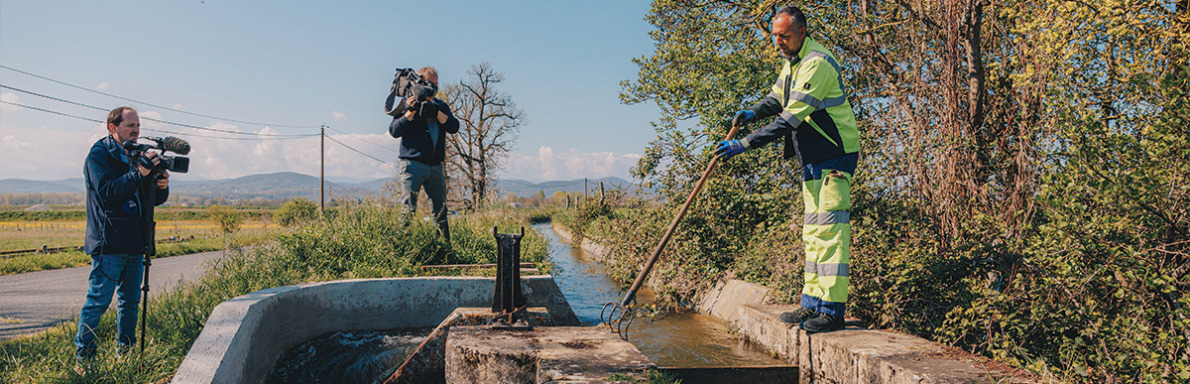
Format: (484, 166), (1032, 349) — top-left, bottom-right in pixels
(0, 250), (228, 341)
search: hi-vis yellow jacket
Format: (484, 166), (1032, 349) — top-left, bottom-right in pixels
(742, 37), (860, 164)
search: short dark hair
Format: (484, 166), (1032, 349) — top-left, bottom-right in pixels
(776, 5), (808, 30)
(106, 106), (136, 127)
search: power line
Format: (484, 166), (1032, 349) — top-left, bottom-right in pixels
(1, 84), (318, 138)
(0, 100), (315, 141)
(1, 100), (102, 123)
(325, 125), (399, 153)
(325, 135), (395, 168)
(1, 64), (321, 129)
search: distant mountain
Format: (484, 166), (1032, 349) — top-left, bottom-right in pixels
(492, 177), (637, 197)
(0, 173), (644, 203)
(0, 178), (84, 193)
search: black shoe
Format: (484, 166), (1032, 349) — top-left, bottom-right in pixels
(801, 313), (844, 333)
(779, 307), (815, 324)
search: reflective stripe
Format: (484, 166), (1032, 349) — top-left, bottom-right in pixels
(804, 211), (850, 225)
(788, 91), (823, 110)
(805, 261), (850, 277)
(821, 95), (847, 109)
(767, 91), (782, 101)
(779, 111), (796, 122)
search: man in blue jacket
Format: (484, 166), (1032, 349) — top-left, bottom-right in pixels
(75, 106), (169, 363)
(389, 67), (460, 241)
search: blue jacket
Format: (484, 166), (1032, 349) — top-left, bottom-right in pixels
(84, 135), (169, 255)
(388, 98), (460, 165)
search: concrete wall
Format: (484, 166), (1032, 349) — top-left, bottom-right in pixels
(172, 276), (577, 384)
(551, 221), (612, 263)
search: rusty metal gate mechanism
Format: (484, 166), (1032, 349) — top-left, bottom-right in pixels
(491, 226), (530, 330)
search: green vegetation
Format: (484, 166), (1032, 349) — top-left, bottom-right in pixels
(205, 205), (243, 234)
(0, 200), (549, 383)
(273, 197), (318, 227)
(575, 1), (1190, 383)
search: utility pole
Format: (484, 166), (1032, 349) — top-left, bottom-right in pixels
(320, 125), (325, 216)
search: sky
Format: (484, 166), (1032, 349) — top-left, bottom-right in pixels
(0, 0), (663, 183)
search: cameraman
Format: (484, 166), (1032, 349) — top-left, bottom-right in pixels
(73, 106), (169, 364)
(388, 67), (459, 241)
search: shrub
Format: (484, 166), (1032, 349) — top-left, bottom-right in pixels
(274, 197), (319, 227)
(206, 205), (242, 234)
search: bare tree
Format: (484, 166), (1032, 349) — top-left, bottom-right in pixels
(441, 62), (525, 209)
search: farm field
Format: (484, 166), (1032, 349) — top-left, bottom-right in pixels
(0, 207), (280, 275)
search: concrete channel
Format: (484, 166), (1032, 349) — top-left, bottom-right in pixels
(172, 223), (1039, 383)
(554, 221), (1040, 384)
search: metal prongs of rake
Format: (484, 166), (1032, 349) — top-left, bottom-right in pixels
(600, 302), (636, 340)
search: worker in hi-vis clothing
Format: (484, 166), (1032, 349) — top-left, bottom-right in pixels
(713, 5), (860, 333)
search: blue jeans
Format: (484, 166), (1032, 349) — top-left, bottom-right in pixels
(74, 253), (144, 359)
(398, 159), (450, 241)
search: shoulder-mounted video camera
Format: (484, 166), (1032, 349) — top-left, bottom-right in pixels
(384, 67), (439, 118)
(123, 136), (191, 174)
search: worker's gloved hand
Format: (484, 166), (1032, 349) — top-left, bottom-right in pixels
(732, 110), (756, 127)
(713, 139), (749, 160)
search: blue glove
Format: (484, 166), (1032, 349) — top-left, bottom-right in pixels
(732, 110), (756, 127)
(713, 139), (749, 160)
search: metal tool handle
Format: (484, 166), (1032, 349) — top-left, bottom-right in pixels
(619, 124), (742, 307)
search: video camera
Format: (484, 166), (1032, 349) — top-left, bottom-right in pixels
(384, 67), (439, 118)
(123, 136), (191, 174)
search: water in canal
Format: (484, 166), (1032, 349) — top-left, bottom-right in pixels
(265, 328), (430, 384)
(534, 222), (782, 367)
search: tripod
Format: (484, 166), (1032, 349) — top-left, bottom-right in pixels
(138, 175), (159, 354)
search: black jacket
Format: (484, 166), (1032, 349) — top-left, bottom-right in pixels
(388, 98), (460, 165)
(84, 136), (169, 255)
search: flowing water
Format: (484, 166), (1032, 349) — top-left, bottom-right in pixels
(535, 223), (782, 367)
(265, 328), (430, 384)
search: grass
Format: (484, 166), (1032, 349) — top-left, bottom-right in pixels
(0, 201), (550, 383)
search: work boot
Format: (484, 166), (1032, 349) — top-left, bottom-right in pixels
(779, 307), (815, 325)
(801, 312), (844, 333)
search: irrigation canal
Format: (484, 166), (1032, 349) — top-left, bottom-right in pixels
(268, 223), (781, 383)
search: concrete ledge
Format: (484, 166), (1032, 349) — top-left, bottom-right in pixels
(725, 284), (1038, 383)
(173, 276), (578, 384)
(445, 326), (653, 383)
(796, 326), (1027, 384)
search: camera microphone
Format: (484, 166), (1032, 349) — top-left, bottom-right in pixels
(160, 136), (191, 155)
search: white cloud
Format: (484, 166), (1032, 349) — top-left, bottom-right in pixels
(0, 92), (19, 113)
(96, 82), (110, 90)
(175, 126), (395, 180)
(0, 116), (398, 181)
(0, 123), (108, 180)
(332, 111), (347, 121)
(501, 146), (641, 181)
(171, 103), (185, 110)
